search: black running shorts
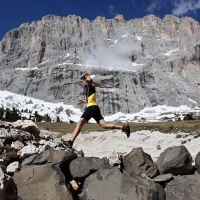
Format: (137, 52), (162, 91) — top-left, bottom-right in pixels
(81, 105), (104, 123)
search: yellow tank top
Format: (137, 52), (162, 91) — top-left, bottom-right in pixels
(86, 82), (98, 107)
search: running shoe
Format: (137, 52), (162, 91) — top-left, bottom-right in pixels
(63, 140), (73, 149)
(122, 125), (130, 138)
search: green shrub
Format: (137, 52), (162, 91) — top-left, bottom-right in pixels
(184, 113), (195, 120)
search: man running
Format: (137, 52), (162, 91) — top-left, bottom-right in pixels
(63, 73), (130, 148)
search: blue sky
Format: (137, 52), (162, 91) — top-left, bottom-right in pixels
(1, 0), (200, 40)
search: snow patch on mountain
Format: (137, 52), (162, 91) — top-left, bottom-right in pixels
(0, 90), (82, 122)
(0, 90), (200, 123)
(163, 47), (180, 56)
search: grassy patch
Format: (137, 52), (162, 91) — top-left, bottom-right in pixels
(35, 120), (200, 135)
(35, 122), (107, 134)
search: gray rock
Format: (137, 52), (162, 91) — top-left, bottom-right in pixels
(17, 143), (39, 159)
(0, 141), (3, 147)
(165, 174), (200, 200)
(1, 15), (200, 116)
(81, 165), (166, 200)
(0, 129), (8, 139)
(2, 149), (19, 165)
(59, 150), (77, 181)
(40, 129), (64, 139)
(195, 151), (200, 173)
(153, 174), (173, 182)
(4, 129), (33, 144)
(11, 140), (24, 150)
(21, 154), (37, 166)
(156, 145), (193, 175)
(6, 161), (20, 173)
(0, 168), (17, 200)
(0, 165), (6, 173)
(13, 165), (74, 200)
(69, 157), (109, 180)
(12, 120), (40, 140)
(21, 149), (75, 166)
(122, 147), (158, 178)
(0, 121), (12, 129)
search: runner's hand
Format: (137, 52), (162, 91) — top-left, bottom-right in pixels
(78, 97), (86, 103)
(78, 97), (83, 102)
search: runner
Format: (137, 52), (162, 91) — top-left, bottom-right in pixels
(63, 73), (130, 148)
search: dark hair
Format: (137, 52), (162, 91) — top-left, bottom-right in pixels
(80, 75), (86, 80)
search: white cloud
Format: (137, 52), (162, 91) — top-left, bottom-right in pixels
(146, 0), (158, 13)
(78, 37), (141, 71)
(172, 0), (200, 16)
(109, 5), (117, 16)
(130, 0), (136, 8)
(146, 0), (163, 13)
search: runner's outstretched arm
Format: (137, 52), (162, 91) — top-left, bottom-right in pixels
(92, 81), (100, 87)
(78, 97), (87, 103)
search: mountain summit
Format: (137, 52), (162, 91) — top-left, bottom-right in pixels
(0, 14), (200, 115)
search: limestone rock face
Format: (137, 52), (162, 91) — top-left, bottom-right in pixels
(1, 14), (200, 115)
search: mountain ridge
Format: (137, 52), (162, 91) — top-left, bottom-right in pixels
(0, 14), (200, 115)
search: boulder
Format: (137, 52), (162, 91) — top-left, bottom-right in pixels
(17, 143), (39, 159)
(21, 154), (37, 166)
(38, 139), (57, 148)
(11, 140), (24, 150)
(12, 120), (40, 140)
(40, 129), (64, 139)
(81, 165), (166, 200)
(156, 145), (193, 175)
(165, 174), (200, 200)
(69, 157), (109, 180)
(122, 147), (158, 178)
(153, 174), (173, 183)
(38, 138), (65, 150)
(6, 161), (20, 173)
(59, 150), (77, 181)
(0, 165), (6, 174)
(0, 129), (8, 140)
(0, 141), (3, 147)
(2, 149), (19, 165)
(0, 168), (17, 200)
(109, 151), (121, 166)
(3, 129), (33, 145)
(21, 149), (75, 166)
(13, 165), (75, 200)
(195, 151), (200, 173)
(0, 121), (12, 129)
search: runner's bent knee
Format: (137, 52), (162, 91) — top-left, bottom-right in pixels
(99, 120), (107, 129)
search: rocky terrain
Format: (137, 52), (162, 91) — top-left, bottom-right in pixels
(0, 14), (200, 115)
(1, 120), (200, 199)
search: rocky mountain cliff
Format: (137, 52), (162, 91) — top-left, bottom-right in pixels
(1, 14), (200, 115)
